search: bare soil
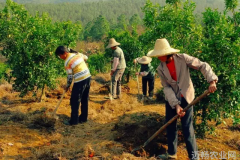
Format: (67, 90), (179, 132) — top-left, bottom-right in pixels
(0, 73), (239, 160)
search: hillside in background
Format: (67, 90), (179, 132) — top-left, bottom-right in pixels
(0, 0), (101, 3)
(0, 0), (229, 25)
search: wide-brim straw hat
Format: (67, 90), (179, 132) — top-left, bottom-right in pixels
(137, 56), (152, 64)
(106, 38), (120, 49)
(147, 38), (180, 57)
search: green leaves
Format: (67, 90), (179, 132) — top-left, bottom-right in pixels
(87, 52), (110, 76)
(129, 14), (142, 27)
(0, 0), (82, 97)
(225, 0), (238, 11)
(141, 0), (202, 68)
(192, 6), (240, 136)
(87, 15), (110, 41)
(0, 62), (7, 80)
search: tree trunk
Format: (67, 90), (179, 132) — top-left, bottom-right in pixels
(201, 105), (208, 137)
(126, 71), (130, 83)
(39, 84), (46, 102)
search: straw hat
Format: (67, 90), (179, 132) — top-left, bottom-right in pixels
(106, 38), (120, 49)
(137, 56), (152, 64)
(147, 38), (180, 57)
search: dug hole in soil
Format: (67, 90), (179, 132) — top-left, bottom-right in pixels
(112, 112), (168, 157)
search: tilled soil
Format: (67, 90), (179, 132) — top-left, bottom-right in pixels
(0, 74), (239, 159)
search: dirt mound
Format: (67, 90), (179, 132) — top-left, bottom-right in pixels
(229, 124), (240, 131)
(29, 148), (60, 160)
(113, 112), (167, 157)
(98, 85), (109, 94)
(92, 75), (109, 84)
(9, 111), (28, 122)
(0, 84), (12, 95)
(45, 91), (62, 99)
(122, 85), (130, 93)
(29, 108), (57, 131)
(226, 135), (240, 150)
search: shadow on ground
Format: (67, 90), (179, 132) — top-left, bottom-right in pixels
(112, 112), (167, 157)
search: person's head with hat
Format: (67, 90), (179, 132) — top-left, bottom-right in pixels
(106, 38), (120, 50)
(134, 56), (152, 65)
(133, 56), (153, 76)
(147, 38), (180, 63)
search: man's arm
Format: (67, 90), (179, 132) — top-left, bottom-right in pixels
(181, 53), (218, 83)
(69, 48), (88, 61)
(110, 50), (120, 75)
(77, 52), (88, 61)
(112, 57), (119, 71)
(82, 54), (88, 61)
(138, 71), (149, 76)
(181, 53), (218, 93)
(65, 67), (73, 91)
(139, 65), (155, 77)
(66, 75), (73, 90)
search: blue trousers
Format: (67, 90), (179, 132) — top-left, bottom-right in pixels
(165, 97), (198, 159)
(70, 77), (91, 125)
(142, 77), (154, 97)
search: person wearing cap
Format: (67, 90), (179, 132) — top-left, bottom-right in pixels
(147, 38), (218, 159)
(106, 38), (126, 99)
(133, 56), (155, 101)
(55, 46), (91, 125)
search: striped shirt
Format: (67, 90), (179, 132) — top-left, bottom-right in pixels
(64, 53), (91, 87)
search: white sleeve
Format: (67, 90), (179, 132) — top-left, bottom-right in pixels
(77, 52), (88, 61)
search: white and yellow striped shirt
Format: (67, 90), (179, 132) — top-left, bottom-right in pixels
(64, 53), (91, 87)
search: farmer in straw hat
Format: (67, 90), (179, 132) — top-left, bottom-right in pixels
(106, 38), (126, 99)
(55, 46), (91, 125)
(133, 56), (155, 101)
(148, 38), (218, 159)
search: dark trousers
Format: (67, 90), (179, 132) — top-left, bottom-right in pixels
(165, 98), (198, 159)
(142, 77), (154, 97)
(70, 77), (91, 125)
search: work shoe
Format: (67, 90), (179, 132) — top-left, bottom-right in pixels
(148, 96), (153, 100)
(141, 95), (147, 101)
(113, 95), (121, 99)
(79, 117), (87, 124)
(79, 120), (87, 124)
(63, 120), (71, 126)
(157, 153), (177, 159)
(104, 95), (113, 99)
(117, 95), (121, 99)
(63, 120), (77, 126)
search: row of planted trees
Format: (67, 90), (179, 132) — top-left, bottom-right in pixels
(0, 0), (239, 136)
